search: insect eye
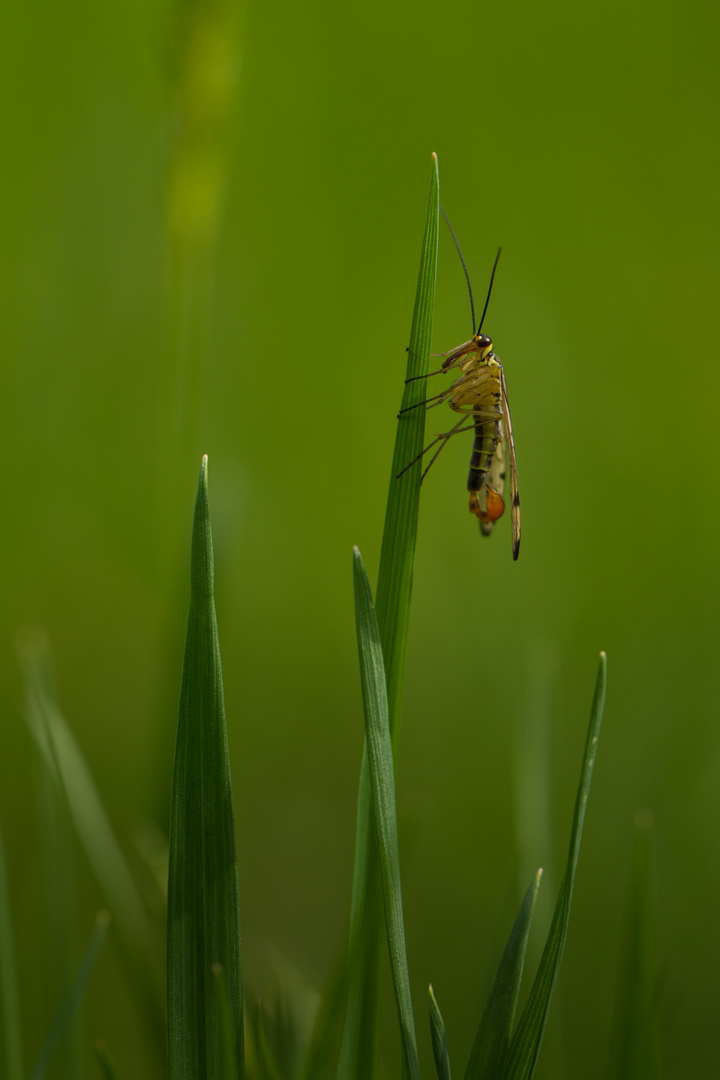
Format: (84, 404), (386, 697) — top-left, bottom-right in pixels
(477, 334), (492, 349)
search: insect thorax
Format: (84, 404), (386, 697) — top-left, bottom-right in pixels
(449, 355), (503, 414)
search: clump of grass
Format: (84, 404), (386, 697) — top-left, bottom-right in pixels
(1, 154), (617, 1080)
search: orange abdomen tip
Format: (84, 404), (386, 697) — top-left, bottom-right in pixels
(483, 486), (505, 523)
(469, 486), (505, 523)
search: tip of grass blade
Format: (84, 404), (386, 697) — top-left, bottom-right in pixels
(428, 985), (451, 1080)
(505, 654), (606, 1080)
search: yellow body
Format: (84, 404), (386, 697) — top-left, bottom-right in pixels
(429, 332), (520, 560)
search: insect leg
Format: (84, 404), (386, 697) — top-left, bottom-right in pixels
(398, 388), (453, 415)
(395, 419), (475, 480)
(404, 366), (450, 384)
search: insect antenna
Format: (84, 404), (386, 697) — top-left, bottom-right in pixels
(441, 205), (476, 335)
(476, 247), (502, 335)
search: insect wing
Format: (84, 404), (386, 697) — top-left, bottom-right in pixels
(499, 367), (521, 560)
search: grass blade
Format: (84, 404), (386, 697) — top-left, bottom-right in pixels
(376, 150), (439, 727)
(613, 809), (661, 1079)
(17, 629), (164, 1051)
(19, 637), (84, 1080)
(167, 456), (243, 1080)
(505, 652), (607, 1079)
(463, 870), (542, 1080)
(337, 151), (439, 1080)
(300, 951), (347, 1080)
(352, 547), (419, 1080)
(29, 911), (110, 1080)
(212, 964), (241, 1080)
(0, 823), (23, 1080)
(95, 1040), (122, 1080)
(428, 985), (451, 1080)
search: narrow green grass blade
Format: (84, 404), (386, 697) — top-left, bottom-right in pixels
(20, 638), (84, 1080)
(249, 1001), (284, 1080)
(463, 870), (542, 1080)
(376, 150), (439, 729)
(0, 824), (23, 1080)
(300, 955), (345, 1080)
(212, 965), (241, 1080)
(95, 1040), (122, 1080)
(505, 653), (607, 1080)
(29, 911), (109, 1080)
(613, 809), (661, 1079)
(17, 630), (164, 1045)
(167, 456), (243, 1080)
(352, 547), (420, 1080)
(428, 985), (451, 1080)
(337, 152), (438, 1080)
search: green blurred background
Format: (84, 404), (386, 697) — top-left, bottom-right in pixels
(1, 0), (719, 1075)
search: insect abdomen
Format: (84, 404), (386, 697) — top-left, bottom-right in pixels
(467, 417), (499, 493)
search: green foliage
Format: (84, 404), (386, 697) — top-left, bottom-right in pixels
(30, 912), (110, 1080)
(336, 153), (439, 1080)
(613, 811), (662, 1080)
(2, 159), (614, 1080)
(18, 630), (164, 1041)
(464, 871), (542, 1080)
(95, 1040), (122, 1080)
(352, 547), (420, 1080)
(167, 457), (244, 1080)
(0, 824), (23, 1080)
(428, 987), (451, 1080)
(505, 654), (606, 1079)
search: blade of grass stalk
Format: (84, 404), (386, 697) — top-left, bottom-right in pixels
(612, 809), (661, 1079)
(428, 985), (451, 1080)
(505, 652), (607, 1080)
(352, 547), (419, 1080)
(167, 456), (243, 1080)
(29, 911), (110, 1080)
(300, 951), (347, 1080)
(21, 642), (84, 1080)
(16, 629), (164, 1047)
(249, 1001), (284, 1080)
(463, 870), (542, 1080)
(376, 150), (439, 726)
(0, 823), (23, 1080)
(95, 1040), (122, 1080)
(337, 151), (438, 1080)
(212, 965), (241, 1080)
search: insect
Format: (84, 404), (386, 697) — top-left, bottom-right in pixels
(397, 210), (521, 560)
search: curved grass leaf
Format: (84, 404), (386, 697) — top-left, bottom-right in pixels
(505, 652), (607, 1080)
(17, 630), (163, 1046)
(463, 870), (542, 1080)
(248, 1000), (284, 1080)
(428, 985), (451, 1080)
(212, 964), (241, 1080)
(300, 951), (347, 1080)
(20, 636), (84, 1080)
(0, 823), (23, 1080)
(613, 809), (661, 1079)
(337, 152), (439, 1080)
(29, 911), (109, 1080)
(167, 456), (243, 1080)
(376, 150), (440, 727)
(352, 547), (420, 1080)
(95, 1040), (122, 1080)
